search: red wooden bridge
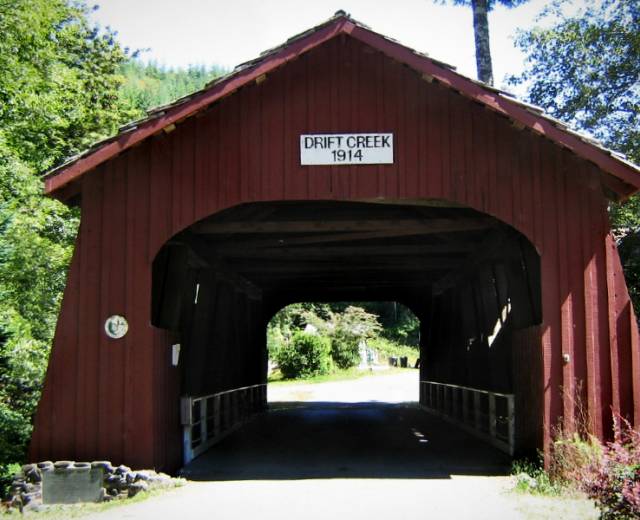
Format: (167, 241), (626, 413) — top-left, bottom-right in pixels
(31, 13), (640, 472)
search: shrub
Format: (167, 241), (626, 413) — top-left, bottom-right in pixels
(274, 331), (331, 379)
(512, 457), (564, 496)
(546, 415), (640, 519)
(574, 417), (640, 519)
(305, 306), (381, 370)
(330, 334), (361, 370)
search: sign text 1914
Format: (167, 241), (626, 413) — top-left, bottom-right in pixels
(300, 133), (393, 165)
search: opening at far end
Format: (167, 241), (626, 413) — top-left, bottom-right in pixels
(266, 301), (420, 404)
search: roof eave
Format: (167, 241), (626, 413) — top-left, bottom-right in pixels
(44, 14), (640, 202)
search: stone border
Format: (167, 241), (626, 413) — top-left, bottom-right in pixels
(7, 461), (179, 513)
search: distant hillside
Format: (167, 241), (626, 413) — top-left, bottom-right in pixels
(120, 60), (226, 114)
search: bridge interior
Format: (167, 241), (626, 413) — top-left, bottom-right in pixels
(151, 200), (543, 465)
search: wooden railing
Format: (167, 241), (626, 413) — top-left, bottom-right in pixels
(180, 383), (267, 465)
(420, 380), (515, 455)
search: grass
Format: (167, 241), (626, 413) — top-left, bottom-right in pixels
(509, 458), (598, 519)
(511, 458), (565, 496)
(268, 366), (415, 385)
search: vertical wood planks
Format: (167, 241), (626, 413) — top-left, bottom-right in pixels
(30, 35), (640, 471)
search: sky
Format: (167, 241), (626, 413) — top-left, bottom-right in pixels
(89, 0), (584, 92)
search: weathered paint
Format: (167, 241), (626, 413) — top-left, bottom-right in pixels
(31, 29), (640, 471)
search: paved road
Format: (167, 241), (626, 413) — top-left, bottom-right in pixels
(87, 372), (595, 519)
(267, 367), (419, 403)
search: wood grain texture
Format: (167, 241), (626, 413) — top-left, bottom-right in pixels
(31, 36), (640, 471)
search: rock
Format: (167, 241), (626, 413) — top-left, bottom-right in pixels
(21, 464), (36, 474)
(127, 481), (149, 498)
(24, 483), (39, 494)
(69, 462), (91, 473)
(53, 460), (74, 469)
(115, 465), (131, 475)
(104, 474), (125, 490)
(37, 461), (53, 470)
(10, 482), (27, 493)
(22, 492), (40, 504)
(26, 468), (41, 483)
(91, 461), (114, 473)
(134, 471), (151, 482)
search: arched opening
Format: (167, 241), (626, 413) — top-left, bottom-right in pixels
(150, 200), (542, 472)
(266, 301), (421, 402)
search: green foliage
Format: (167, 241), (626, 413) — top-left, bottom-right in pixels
(547, 418), (640, 519)
(301, 305), (381, 369)
(0, 0), (140, 496)
(511, 0), (639, 167)
(513, 416), (640, 519)
(511, 0), (640, 313)
(0, 0), (137, 172)
(119, 61), (225, 113)
(512, 457), (564, 496)
(315, 302), (419, 346)
(268, 303), (417, 377)
(274, 331), (332, 379)
(510, 0), (640, 228)
(331, 306), (381, 369)
(367, 337), (419, 367)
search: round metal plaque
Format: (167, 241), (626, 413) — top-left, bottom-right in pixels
(104, 315), (128, 339)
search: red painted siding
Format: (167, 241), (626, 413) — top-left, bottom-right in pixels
(31, 36), (640, 470)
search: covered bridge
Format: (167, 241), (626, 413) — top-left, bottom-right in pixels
(31, 12), (640, 472)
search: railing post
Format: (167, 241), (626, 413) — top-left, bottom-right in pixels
(181, 397), (194, 465)
(430, 382), (434, 409)
(462, 388), (469, 425)
(452, 387), (458, 419)
(214, 395), (221, 437)
(201, 397), (208, 444)
(473, 392), (481, 430)
(489, 394), (497, 439)
(507, 395), (515, 455)
(419, 380), (514, 456)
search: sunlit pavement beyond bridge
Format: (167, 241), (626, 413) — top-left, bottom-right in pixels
(87, 371), (593, 519)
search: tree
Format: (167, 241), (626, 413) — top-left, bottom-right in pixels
(0, 0), (137, 493)
(511, 0), (639, 167)
(436, 0), (529, 85)
(0, 0), (137, 171)
(119, 61), (225, 113)
(510, 0), (640, 309)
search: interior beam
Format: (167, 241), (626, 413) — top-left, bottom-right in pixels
(192, 217), (496, 235)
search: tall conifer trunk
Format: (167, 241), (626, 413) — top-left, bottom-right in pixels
(472, 0), (494, 85)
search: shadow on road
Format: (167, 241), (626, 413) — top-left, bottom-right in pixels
(181, 402), (511, 481)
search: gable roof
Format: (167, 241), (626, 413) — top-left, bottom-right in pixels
(44, 11), (640, 201)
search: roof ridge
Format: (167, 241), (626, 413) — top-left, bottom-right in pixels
(43, 11), (640, 202)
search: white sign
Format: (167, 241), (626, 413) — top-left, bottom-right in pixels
(300, 133), (393, 165)
(104, 315), (128, 339)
